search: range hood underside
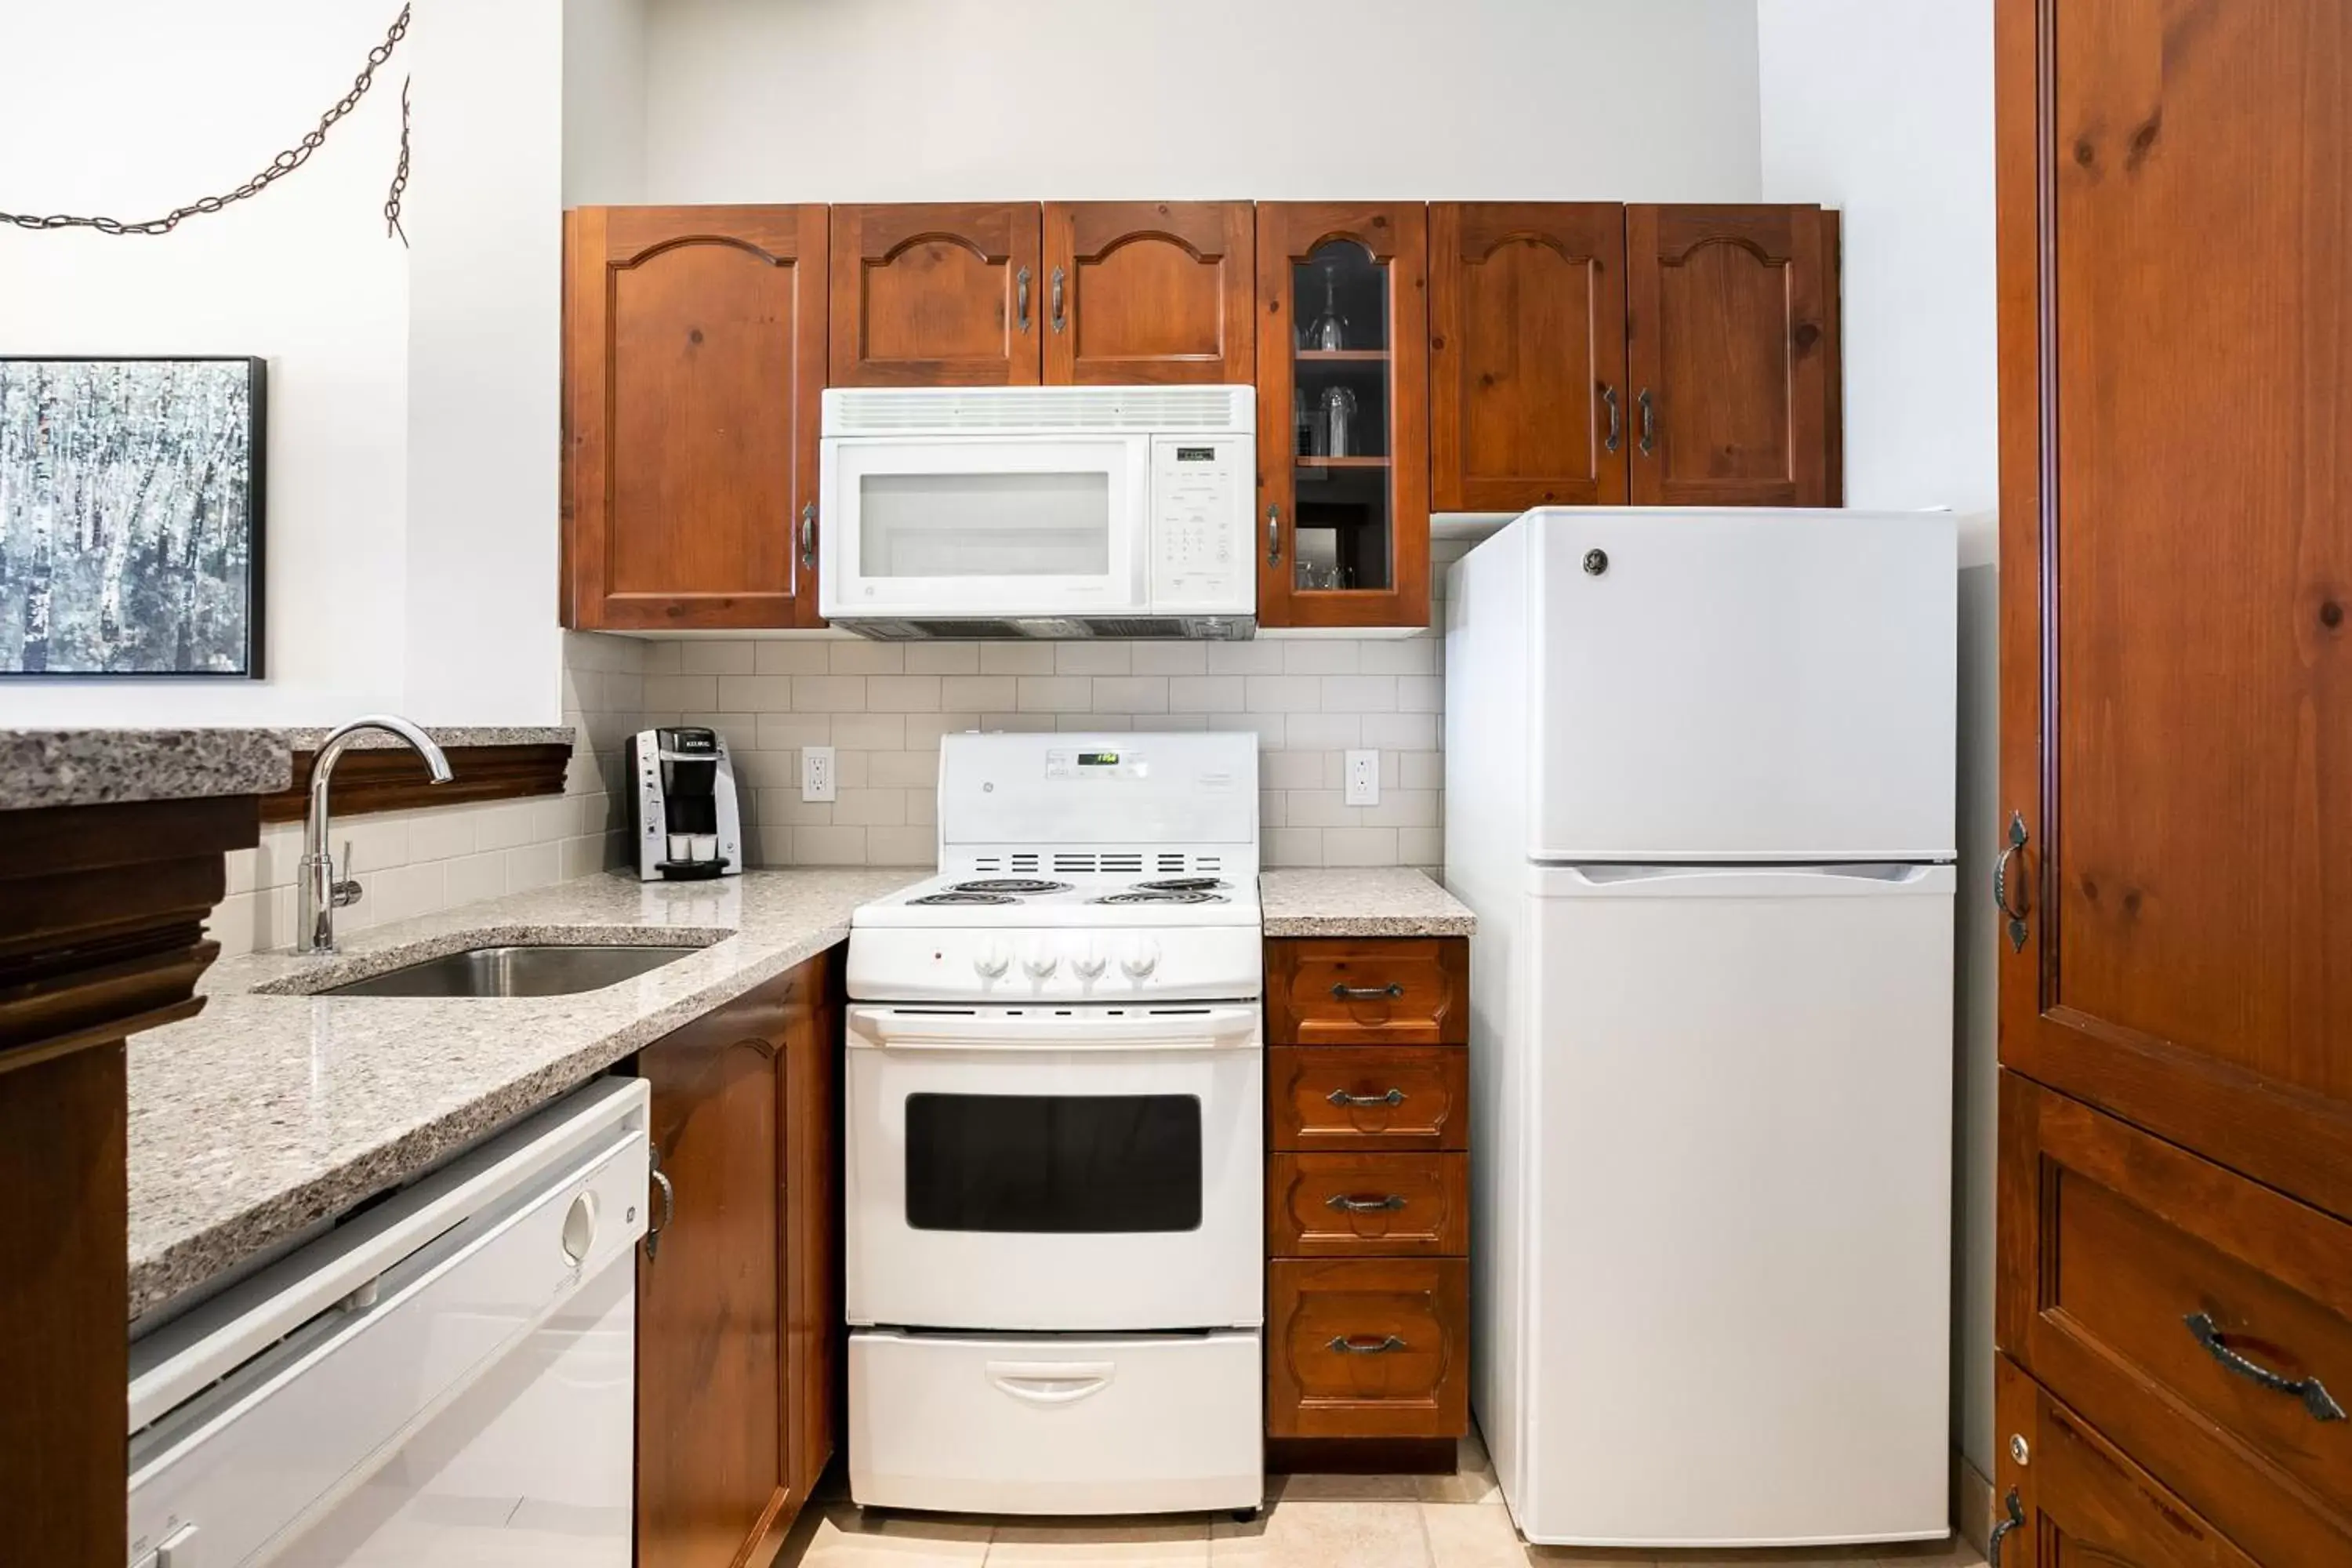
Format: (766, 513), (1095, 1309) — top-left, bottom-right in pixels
(829, 615), (1257, 641)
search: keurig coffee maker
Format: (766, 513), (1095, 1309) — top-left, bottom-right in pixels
(626, 727), (744, 880)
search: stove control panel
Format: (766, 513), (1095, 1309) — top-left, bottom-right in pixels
(849, 926), (1261, 1003)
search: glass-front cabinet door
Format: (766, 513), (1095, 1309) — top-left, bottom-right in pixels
(1254, 202), (1430, 629)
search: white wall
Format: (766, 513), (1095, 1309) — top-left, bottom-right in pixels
(642, 0), (1764, 202)
(403, 0), (568, 724)
(1756, 0), (2001, 1484)
(564, 0), (649, 205)
(0, 2), (411, 724)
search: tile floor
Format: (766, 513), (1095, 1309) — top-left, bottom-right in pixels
(775, 1429), (1989, 1568)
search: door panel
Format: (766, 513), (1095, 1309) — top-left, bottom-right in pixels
(830, 203), (1043, 385)
(1044, 201), (1254, 384)
(1266, 1258), (1468, 1439)
(1625, 204), (1833, 507)
(564, 205), (827, 630)
(780, 951), (839, 1511)
(1996, 0), (2352, 1220)
(1429, 202), (1628, 510)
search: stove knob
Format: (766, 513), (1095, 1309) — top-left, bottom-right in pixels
(1022, 944), (1060, 979)
(973, 942), (1011, 981)
(1120, 939), (1161, 980)
(1072, 944), (1109, 980)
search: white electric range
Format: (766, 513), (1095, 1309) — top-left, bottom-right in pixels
(844, 731), (1265, 1518)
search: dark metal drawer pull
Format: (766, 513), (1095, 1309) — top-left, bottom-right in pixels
(1328, 1334), (1406, 1356)
(1326, 1193), (1407, 1214)
(1330, 982), (1404, 1000)
(2184, 1312), (2347, 1421)
(1987, 1487), (2023, 1567)
(1327, 1087), (1405, 1108)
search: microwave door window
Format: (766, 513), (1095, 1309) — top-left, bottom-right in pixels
(858, 471), (1112, 580)
(904, 1092), (1203, 1232)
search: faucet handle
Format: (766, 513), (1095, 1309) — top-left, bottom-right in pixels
(333, 839), (364, 909)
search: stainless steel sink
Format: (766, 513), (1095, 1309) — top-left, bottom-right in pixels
(317, 944), (704, 999)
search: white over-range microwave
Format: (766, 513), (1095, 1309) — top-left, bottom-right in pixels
(818, 385), (1256, 639)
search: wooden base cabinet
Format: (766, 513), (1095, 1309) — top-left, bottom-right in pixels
(1262, 937), (1469, 1455)
(635, 949), (840, 1568)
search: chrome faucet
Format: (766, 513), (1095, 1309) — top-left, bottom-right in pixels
(298, 714), (452, 954)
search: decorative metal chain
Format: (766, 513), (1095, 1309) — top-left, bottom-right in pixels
(0, 5), (411, 238)
(385, 76), (412, 245)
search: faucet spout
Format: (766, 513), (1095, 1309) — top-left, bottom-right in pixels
(297, 714), (454, 954)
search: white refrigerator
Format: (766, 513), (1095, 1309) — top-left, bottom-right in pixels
(1444, 507), (1956, 1549)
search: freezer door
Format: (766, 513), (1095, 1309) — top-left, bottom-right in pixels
(1525, 508), (1956, 862)
(1514, 863), (1953, 1547)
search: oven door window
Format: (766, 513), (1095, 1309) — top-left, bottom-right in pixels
(904, 1093), (1202, 1232)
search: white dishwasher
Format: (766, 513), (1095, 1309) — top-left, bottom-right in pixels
(128, 1076), (648, 1566)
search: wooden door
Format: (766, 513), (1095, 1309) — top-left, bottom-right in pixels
(563, 205), (828, 630)
(829, 203), (1043, 385)
(1994, 0), (2352, 1222)
(1043, 201), (1254, 384)
(636, 975), (793, 1568)
(1624, 204), (1835, 506)
(1256, 201), (1431, 629)
(1428, 202), (1628, 510)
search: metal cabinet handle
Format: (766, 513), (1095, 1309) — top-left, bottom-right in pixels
(1600, 383), (1621, 454)
(1331, 982), (1404, 1000)
(1016, 267), (1032, 333)
(1994, 811), (2031, 953)
(1327, 1087), (1405, 1108)
(1326, 1193), (1408, 1214)
(798, 500), (817, 571)
(2185, 1312), (2347, 1421)
(1987, 1487), (2024, 1566)
(1636, 387), (1657, 456)
(1266, 503), (1283, 566)
(1328, 1334), (1407, 1355)
(1051, 265), (1067, 333)
(644, 1163), (675, 1261)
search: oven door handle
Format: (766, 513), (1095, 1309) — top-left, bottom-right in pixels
(986, 1360), (1117, 1405)
(847, 1005), (1261, 1051)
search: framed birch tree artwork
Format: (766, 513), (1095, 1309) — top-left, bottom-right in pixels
(0, 357), (266, 677)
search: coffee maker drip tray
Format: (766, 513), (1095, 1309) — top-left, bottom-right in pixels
(655, 858), (733, 882)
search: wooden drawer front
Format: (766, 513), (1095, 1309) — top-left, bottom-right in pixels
(1994, 1356), (2258, 1568)
(2000, 1073), (2352, 1564)
(1265, 938), (1468, 1047)
(1269, 1154), (1467, 1258)
(1267, 1259), (1468, 1438)
(1269, 1047), (1467, 1152)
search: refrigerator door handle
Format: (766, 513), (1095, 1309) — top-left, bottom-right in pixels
(1537, 862), (1954, 897)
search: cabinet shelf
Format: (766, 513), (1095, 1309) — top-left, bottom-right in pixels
(1297, 349), (1390, 362)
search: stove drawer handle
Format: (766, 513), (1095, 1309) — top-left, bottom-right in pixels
(1327, 1087), (1406, 1108)
(1329, 1334), (1407, 1356)
(1331, 982), (1405, 1000)
(2185, 1312), (2347, 1421)
(1326, 1192), (1408, 1213)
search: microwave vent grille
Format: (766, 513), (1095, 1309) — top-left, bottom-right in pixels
(825, 385), (1250, 435)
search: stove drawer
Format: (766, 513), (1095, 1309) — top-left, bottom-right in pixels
(1269, 1047), (1468, 1151)
(849, 1330), (1263, 1515)
(1269, 1153), (1468, 1256)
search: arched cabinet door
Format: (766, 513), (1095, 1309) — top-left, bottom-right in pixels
(1624, 204), (1838, 507)
(829, 203), (1043, 386)
(1042, 201), (1255, 385)
(1430, 201), (1630, 511)
(563, 204), (829, 630)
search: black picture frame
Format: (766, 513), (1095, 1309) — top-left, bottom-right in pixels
(0, 354), (267, 679)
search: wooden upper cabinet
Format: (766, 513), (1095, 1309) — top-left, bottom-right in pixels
(1043, 201), (1254, 384)
(1624, 204), (1836, 507)
(1429, 202), (1629, 510)
(563, 205), (828, 630)
(1995, 0), (2352, 1224)
(1255, 201), (1431, 630)
(829, 203), (1043, 385)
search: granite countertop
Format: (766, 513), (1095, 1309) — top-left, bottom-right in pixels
(281, 724), (578, 750)
(128, 866), (924, 1319)
(1258, 867), (1477, 937)
(0, 728), (294, 811)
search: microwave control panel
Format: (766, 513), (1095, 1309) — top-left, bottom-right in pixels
(1148, 435), (1252, 614)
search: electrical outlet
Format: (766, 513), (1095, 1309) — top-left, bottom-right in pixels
(801, 746), (837, 803)
(1345, 749), (1381, 807)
